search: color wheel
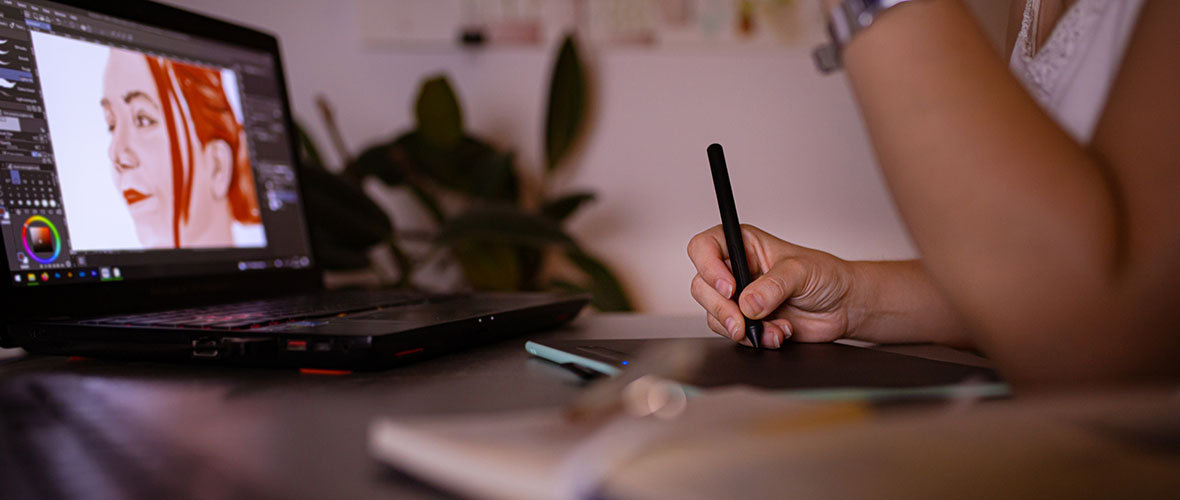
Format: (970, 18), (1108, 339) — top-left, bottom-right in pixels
(22, 215), (61, 264)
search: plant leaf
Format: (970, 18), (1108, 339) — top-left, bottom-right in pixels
(453, 240), (520, 291)
(548, 279), (587, 294)
(343, 133), (449, 225)
(541, 191), (596, 223)
(299, 161), (393, 249)
(416, 75), (464, 149)
(308, 223), (373, 271)
(389, 131), (517, 202)
(545, 34), (587, 172)
(437, 206), (573, 248)
(295, 121), (326, 169)
(515, 246), (545, 290)
(566, 249), (633, 311)
(347, 140), (404, 186)
(468, 150), (519, 203)
(386, 238), (415, 288)
(296, 124), (390, 271)
(403, 181), (447, 226)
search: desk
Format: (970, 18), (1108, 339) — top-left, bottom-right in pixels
(0, 314), (991, 499)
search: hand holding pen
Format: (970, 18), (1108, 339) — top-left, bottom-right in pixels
(705, 144), (764, 349)
(689, 144), (860, 349)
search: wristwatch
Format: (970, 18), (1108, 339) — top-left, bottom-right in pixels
(813, 0), (916, 73)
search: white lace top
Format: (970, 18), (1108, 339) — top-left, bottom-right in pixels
(1009, 0), (1146, 144)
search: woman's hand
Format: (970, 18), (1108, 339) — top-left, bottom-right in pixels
(687, 224), (862, 348)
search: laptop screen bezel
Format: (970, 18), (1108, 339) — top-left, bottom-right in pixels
(0, 0), (321, 321)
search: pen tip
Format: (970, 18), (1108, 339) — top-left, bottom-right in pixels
(746, 322), (762, 349)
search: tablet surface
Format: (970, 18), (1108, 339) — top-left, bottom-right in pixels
(528, 338), (1002, 390)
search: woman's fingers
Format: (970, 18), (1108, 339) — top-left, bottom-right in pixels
(762, 319), (792, 348)
(687, 226), (737, 299)
(704, 312), (731, 339)
(698, 280), (792, 346)
(692, 274), (744, 340)
(768, 318), (794, 339)
(705, 312), (753, 346)
(738, 258), (809, 320)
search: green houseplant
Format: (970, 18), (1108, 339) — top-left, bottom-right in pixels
(298, 34), (632, 311)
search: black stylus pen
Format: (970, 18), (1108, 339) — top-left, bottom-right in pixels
(707, 143), (763, 349)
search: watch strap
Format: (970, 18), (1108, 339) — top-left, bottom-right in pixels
(813, 0), (915, 73)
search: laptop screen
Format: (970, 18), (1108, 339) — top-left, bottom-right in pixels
(0, 0), (313, 288)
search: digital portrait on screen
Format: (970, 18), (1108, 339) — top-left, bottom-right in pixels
(31, 31), (266, 251)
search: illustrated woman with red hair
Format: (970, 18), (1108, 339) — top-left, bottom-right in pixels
(101, 48), (262, 249)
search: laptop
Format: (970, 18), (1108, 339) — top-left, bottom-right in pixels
(0, 0), (588, 369)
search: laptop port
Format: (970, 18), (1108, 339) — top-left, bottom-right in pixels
(286, 339), (307, 352)
(220, 337), (277, 359)
(192, 337), (219, 358)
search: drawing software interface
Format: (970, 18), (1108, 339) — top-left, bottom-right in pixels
(0, 0), (312, 287)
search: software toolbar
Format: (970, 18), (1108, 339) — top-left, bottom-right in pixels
(0, 10), (72, 278)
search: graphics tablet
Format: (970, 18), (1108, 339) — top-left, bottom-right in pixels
(527, 337), (1006, 394)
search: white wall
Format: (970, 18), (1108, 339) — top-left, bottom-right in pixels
(161, 0), (1008, 313)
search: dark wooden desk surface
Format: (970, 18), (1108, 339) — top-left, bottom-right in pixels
(0, 314), (990, 500)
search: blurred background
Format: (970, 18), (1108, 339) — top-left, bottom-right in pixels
(161, 0), (1009, 314)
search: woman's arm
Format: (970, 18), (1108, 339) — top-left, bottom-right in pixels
(838, 0), (1180, 387)
(848, 260), (972, 348)
(688, 226), (973, 348)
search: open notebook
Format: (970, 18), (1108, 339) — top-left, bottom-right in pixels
(369, 387), (1180, 500)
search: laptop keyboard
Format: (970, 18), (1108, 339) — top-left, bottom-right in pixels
(80, 289), (440, 331)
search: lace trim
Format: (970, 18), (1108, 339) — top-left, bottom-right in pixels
(1015, 0), (1112, 104)
(1017, 0), (1038, 59)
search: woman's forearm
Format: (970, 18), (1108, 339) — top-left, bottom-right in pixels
(847, 259), (972, 348)
(839, 2), (1123, 378)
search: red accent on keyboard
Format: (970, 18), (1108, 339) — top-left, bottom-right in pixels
(298, 368), (352, 375)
